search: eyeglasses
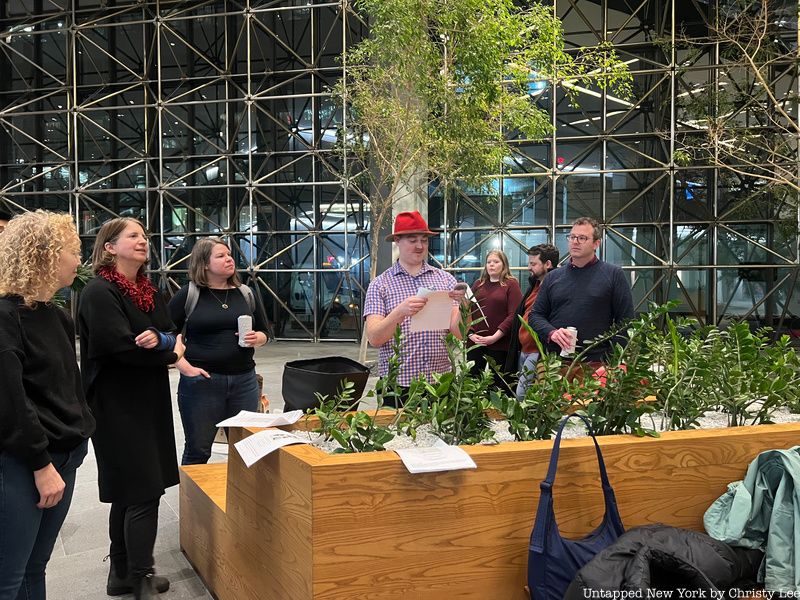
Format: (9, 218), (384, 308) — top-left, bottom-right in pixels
(565, 234), (593, 243)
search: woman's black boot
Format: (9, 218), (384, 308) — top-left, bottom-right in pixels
(106, 556), (170, 596)
(132, 573), (157, 600)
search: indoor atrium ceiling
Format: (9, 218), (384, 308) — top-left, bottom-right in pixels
(0, 0), (797, 340)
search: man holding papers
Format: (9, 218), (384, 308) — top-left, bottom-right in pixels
(363, 211), (466, 406)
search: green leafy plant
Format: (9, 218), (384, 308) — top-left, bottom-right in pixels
(699, 323), (800, 426)
(366, 326), (406, 409)
(565, 304), (678, 437)
(310, 380), (395, 454)
(491, 320), (573, 440)
(312, 302), (800, 454)
(398, 305), (496, 445)
(648, 314), (711, 431)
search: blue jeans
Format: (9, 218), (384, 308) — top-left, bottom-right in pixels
(178, 370), (260, 465)
(0, 439), (88, 600)
(516, 351), (540, 400)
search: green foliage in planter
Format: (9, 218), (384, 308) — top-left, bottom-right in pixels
(312, 303), (800, 453)
(773, 337), (800, 416)
(697, 323), (800, 426)
(491, 321), (573, 441)
(571, 303), (800, 433)
(367, 326), (410, 409)
(310, 380), (395, 454)
(308, 329), (409, 453)
(399, 307), (496, 446)
(570, 307), (663, 437)
(648, 315), (711, 431)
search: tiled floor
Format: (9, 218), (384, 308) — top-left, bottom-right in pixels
(46, 341), (377, 600)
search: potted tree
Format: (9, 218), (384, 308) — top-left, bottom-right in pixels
(332, 0), (632, 358)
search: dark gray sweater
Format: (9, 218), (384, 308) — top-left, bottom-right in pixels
(529, 260), (634, 362)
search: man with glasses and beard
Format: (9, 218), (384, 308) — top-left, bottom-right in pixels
(530, 217), (633, 366)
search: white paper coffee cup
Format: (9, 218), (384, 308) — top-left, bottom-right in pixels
(238, 315), (253, 347)
(559, 326), (578, 357)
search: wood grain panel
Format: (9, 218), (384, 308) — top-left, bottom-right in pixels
(225, 426), (315, 600)
(181, 463), (227, 510)
(179, 466), (261, 600)
(181, 421), (800, 600)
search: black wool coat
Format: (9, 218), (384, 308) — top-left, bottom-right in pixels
(78, 277), (179, 505)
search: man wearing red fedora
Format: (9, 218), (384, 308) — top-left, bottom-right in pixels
(363, 211), (466, 406)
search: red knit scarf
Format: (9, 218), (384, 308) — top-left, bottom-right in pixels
(97, 266), (156, 313)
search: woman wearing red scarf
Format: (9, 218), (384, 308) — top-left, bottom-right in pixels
(78, 218), (183, 600)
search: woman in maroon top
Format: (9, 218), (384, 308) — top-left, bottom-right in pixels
(468, 250), (523, 383)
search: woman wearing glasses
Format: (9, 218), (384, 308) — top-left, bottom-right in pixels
(78, 218), (183, 600)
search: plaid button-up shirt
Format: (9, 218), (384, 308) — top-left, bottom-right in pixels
(363, 261), (457, 386)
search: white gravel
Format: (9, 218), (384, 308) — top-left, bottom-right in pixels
(304, 406), (800, 453)
(546, 406), (800, 440)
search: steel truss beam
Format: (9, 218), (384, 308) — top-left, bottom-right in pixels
(0, 0), (797, 339)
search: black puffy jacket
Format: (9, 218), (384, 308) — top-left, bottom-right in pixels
(564, 525), (762, 598)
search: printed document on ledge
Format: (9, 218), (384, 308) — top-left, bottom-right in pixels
(395, 439), (477, 474)
(234, 430), (310, 468)
(409, 288), (452, 332)
(216, 409), (303, 428)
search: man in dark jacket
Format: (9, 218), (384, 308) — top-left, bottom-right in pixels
(504, 243), (558, 399)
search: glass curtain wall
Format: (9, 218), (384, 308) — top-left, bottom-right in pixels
(0, 0), (797, 340)
(435, 0), (799, 333)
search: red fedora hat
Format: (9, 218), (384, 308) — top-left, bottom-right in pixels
(384, 211), (436, 242)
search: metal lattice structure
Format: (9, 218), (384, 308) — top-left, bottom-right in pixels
(1, 0), (798, 340)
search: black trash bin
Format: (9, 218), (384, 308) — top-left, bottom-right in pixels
(281, 356), (370, 412)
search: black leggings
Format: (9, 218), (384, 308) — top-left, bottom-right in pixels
(108, 499), (160, 578)
(467, 346), (513, 394)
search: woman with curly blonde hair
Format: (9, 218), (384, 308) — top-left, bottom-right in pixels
(0, 211), (95, 599)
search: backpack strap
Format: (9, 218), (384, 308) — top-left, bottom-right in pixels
(184, 281), (200, 319)
(182, 281), (200, 338)
(238, 284), (256, 312)
(240, 279), (275, 342)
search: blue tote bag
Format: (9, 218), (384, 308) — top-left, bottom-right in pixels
(527, 414), (625, 600)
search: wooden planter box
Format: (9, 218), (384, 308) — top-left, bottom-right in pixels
(179, 421), (800, 600)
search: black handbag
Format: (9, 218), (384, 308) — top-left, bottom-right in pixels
(281, 356), (370, 412)
(527, 414), (625, 600)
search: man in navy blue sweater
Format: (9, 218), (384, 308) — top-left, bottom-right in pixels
(530, 217), (634, 363)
